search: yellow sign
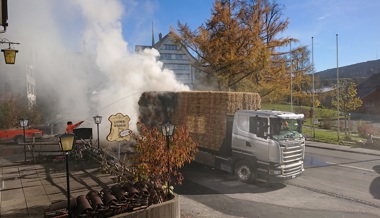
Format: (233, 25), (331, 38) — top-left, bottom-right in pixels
(107, 113), (132, 142)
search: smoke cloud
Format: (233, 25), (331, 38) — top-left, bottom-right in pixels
(4, 0), (189, 138)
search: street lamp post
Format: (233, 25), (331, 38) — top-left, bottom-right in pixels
(290, 38), (293, 112)
(19, 118), (29, 162)
(59, 133), (75, 218)
(93, 115), (102, 149)
(312, 36), (316, 138)
(19, 118), (29, 143)
(161, 122), (175, 199)
(348, 113), (351, 136)
(336, 34), (340, 142)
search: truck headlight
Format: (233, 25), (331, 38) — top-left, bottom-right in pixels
(269, 170), (282, 175)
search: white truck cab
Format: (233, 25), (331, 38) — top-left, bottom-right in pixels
(214, 110), (305, 183)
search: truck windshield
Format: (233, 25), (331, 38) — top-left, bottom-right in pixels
(271, 118), (303, 140)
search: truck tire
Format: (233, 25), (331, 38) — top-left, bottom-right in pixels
(14, 135), (24, 144)
(234, 160), (256, 183)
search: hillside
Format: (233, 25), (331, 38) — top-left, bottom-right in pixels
(314, 59), (380, 84)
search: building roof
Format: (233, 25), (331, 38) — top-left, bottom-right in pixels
(152, 33), (170, 49)
(357, 73), (380, 98)
(135, 32), (197, 62)
(135, 45), (152, 52)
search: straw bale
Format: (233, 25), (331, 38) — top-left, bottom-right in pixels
(138, 91), (261, 151)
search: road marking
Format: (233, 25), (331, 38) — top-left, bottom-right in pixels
(326, 162), (375, 172)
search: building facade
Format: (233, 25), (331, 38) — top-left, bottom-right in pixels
(136, 32), (197, 89)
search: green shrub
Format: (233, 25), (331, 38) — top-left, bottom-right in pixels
(317, 108), (336, 119)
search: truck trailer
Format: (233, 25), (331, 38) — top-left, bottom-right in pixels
(138, 91), (305, 183)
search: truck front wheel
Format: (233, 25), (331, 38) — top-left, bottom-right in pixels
(234, 160), (256, 183)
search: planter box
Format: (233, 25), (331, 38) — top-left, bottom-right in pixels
(111, 194), (180, 218)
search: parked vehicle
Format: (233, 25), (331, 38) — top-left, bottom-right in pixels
(0, 128), (43, 144)
(214, 109), (305, 183)
(138, 91), (305, 183)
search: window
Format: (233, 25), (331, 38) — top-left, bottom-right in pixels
(175, 54), (188, 60)
(176, 74), (191, 82)
(164, 64), (190, 71)
(160, 53), (172, 60)
(163, 44), (178, 50)
(270, 118), (303, 140)
(249, 116), (268, 139)
(237, 115), (249, 132)
(177, 64), (190, 70)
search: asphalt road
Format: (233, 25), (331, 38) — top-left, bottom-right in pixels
(302, 146), (380, 204)
(175, 146), (380, 218)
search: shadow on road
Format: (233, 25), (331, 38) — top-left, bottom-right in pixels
(175, 162), (286, 196)
(370, 165), (380, 200)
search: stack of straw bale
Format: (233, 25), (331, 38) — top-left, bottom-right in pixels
(138, 91), (261, 151)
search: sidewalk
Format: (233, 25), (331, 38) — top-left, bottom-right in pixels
(0, 145), (116, 218)
(306, 140), (380, 156)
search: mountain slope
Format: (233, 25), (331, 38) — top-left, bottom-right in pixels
(314, 59), (380, 83)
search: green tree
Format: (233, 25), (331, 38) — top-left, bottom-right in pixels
(171, 0), (311, 101)
(332, 80), (363, 135)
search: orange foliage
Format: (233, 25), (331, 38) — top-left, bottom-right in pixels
(130, 122), (198, 186)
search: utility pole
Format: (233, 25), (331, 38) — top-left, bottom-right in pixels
(312, 36), (315, 138)
(290, 38), (293, 112)
(336, 34), (340, 142)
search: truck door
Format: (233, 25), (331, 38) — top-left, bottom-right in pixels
(231, 115), (269, 161)
(248, 116), (270, 162)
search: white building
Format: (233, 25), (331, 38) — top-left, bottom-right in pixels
(136, 32), (197, 89)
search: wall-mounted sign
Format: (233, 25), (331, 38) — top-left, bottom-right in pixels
(107, 113), (132, 142)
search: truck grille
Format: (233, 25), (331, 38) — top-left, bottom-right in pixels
(280, 142), (304, 176)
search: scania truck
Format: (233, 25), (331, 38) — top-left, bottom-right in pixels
(138, 91), (305, 183)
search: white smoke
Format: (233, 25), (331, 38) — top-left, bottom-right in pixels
(4, 0), (189, 137)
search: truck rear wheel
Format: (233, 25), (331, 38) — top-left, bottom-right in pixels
(234, 160), (256, 183)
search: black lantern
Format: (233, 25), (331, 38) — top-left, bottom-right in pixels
(93, 115), (102, 125)
(161, 122), (175, 137)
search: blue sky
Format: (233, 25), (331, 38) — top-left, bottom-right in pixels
(121, 0), (380, 72)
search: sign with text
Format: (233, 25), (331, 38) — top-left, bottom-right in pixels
(107, 113), (132, 142)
